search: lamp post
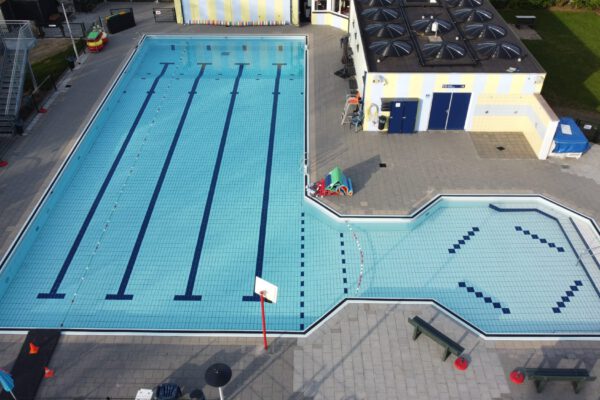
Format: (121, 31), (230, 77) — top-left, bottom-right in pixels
(61, 2), (79, 63)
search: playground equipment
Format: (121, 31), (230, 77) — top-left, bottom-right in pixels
(86, 26), (108, 52)
(309, 166), (353, 197)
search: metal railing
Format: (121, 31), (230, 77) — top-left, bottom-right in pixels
(0, 21), (34, 116)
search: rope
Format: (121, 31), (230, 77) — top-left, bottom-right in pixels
(345, 221), (365, 293)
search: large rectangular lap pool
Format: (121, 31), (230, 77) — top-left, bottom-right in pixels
(1, 35), (600, 336)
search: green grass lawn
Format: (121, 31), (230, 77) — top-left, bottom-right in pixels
(500, 9), (600, 114)
(25, 41), (84, 92)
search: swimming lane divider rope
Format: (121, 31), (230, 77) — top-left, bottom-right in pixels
(243, 63), (284, 302)
(37, 62), (174, 300)
(174, 63), (248, 301)
(106, 64), (210, 300)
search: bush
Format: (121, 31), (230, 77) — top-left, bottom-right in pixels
(492, 0), (600, 8)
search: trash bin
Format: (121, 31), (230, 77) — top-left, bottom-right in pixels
(65, 56), (76, 70)
(378, 115), (387, 130)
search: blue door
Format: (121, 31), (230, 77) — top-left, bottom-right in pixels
(428, 93), (451, 130)
(401, 101), (418, 133)
(447, 93), (471, 130)
(428, 92), (471, 130)
(388, 100), (418, 134)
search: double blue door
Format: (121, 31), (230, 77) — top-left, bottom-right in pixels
(428, 93), (471, 130)
(388, 100), (418, 134)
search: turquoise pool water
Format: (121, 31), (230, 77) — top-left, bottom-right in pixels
(1, 36), (600, 335)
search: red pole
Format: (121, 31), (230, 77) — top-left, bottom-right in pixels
(260, 291), (268, 350)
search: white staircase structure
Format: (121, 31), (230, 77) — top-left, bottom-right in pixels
(0, 21), (36, 136)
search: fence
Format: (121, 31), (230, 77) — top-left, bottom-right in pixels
(153, 7), (176, 23)
(39, 22), (88, 38)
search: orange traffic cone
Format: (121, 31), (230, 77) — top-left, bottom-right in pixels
(44, 367), (54, 378)
(29, 342), (39, 355)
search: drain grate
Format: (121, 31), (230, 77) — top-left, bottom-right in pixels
(496, 146), (505, 151)
(561, 164), (570, 170)
(379, 163), (387, 168)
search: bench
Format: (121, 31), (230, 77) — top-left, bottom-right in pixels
(521, 368), (596, 394)
(515, 15), (536, 29)
(408, 316), (464, 361)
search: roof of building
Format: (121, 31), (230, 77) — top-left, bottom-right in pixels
(353, 0), (545, 74)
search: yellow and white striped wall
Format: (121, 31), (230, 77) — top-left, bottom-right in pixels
(471, 93), (558, 159)
(174, 0), (295, 26)
(362, 71), (556, 159)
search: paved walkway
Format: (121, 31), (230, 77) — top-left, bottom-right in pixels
(0, 3), (599, 399)
(0, 303), (597, 399)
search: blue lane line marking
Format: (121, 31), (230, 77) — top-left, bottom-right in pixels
(175, 63), (246, 301)
(458, 282), (511, 314)
(514, 226), (564, 253)
(552, 280), (583, 313)
(37, 62), (173, 300)
(242, 64), (284, 302)
(340, 233), (348, 295)
(489, 203), (600, 298)
(106, 64), (208, 301)
(448, 227), (480, 254)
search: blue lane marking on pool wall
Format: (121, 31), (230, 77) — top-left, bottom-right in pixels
(458, 282), (511, 314)
(552, 280), (583, 313)
(514, 226), (564, 252)
(448, 227), (479, 254)
(106, 64), (208, 301)
(175, 63), (247, 301)
(242, 63), (284, 302)
(37, 62), (173, 300)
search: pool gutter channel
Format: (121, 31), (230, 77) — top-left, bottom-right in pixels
(1, 34), (600, 339)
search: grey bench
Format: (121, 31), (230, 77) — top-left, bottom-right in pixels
(520, 368), (596, 394)
(408, 316), (464, 361)
(515, 15), (536, 29)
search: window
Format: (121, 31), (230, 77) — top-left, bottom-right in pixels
(338, 0), (350, 15)
(315, 0), (327, 10)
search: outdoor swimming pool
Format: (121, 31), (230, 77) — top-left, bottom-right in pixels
(1, 35), (600, 336)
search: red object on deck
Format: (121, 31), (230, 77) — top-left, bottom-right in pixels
(29, 342), (39, 355)
(38, 108), (48, 113)
(454, 356), (469, 371)
(0, 161), (7, 167)
(43, 367), (54, 378)
(260, 291), (268, 351)
(509, 369), (525, 384)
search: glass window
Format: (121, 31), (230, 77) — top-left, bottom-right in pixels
(337, 0), (350, 15)
(314, 0), (327, 10)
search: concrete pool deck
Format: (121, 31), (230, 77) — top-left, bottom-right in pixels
(0, 2), (599, 398)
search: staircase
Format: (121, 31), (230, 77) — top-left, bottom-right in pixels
(0, 21), (36, 136)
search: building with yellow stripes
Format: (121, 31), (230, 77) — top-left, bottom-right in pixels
(174, 0), (558, 159)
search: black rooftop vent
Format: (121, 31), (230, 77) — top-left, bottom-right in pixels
(369, 40), (413, 57)
(422, 42), (467, 59)
(365, 23), (407, 38)
(446, 0), (483, 7)
(474, 41), (522, 59)
(464, 23), (506, 39)
(361, 7), (400, 21)
(359, 0), (397, 6)
(451, 8), (493, 22)
(411, 16), (453, 35)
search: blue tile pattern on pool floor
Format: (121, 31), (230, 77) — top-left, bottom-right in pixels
(1, 36), (600, 335)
